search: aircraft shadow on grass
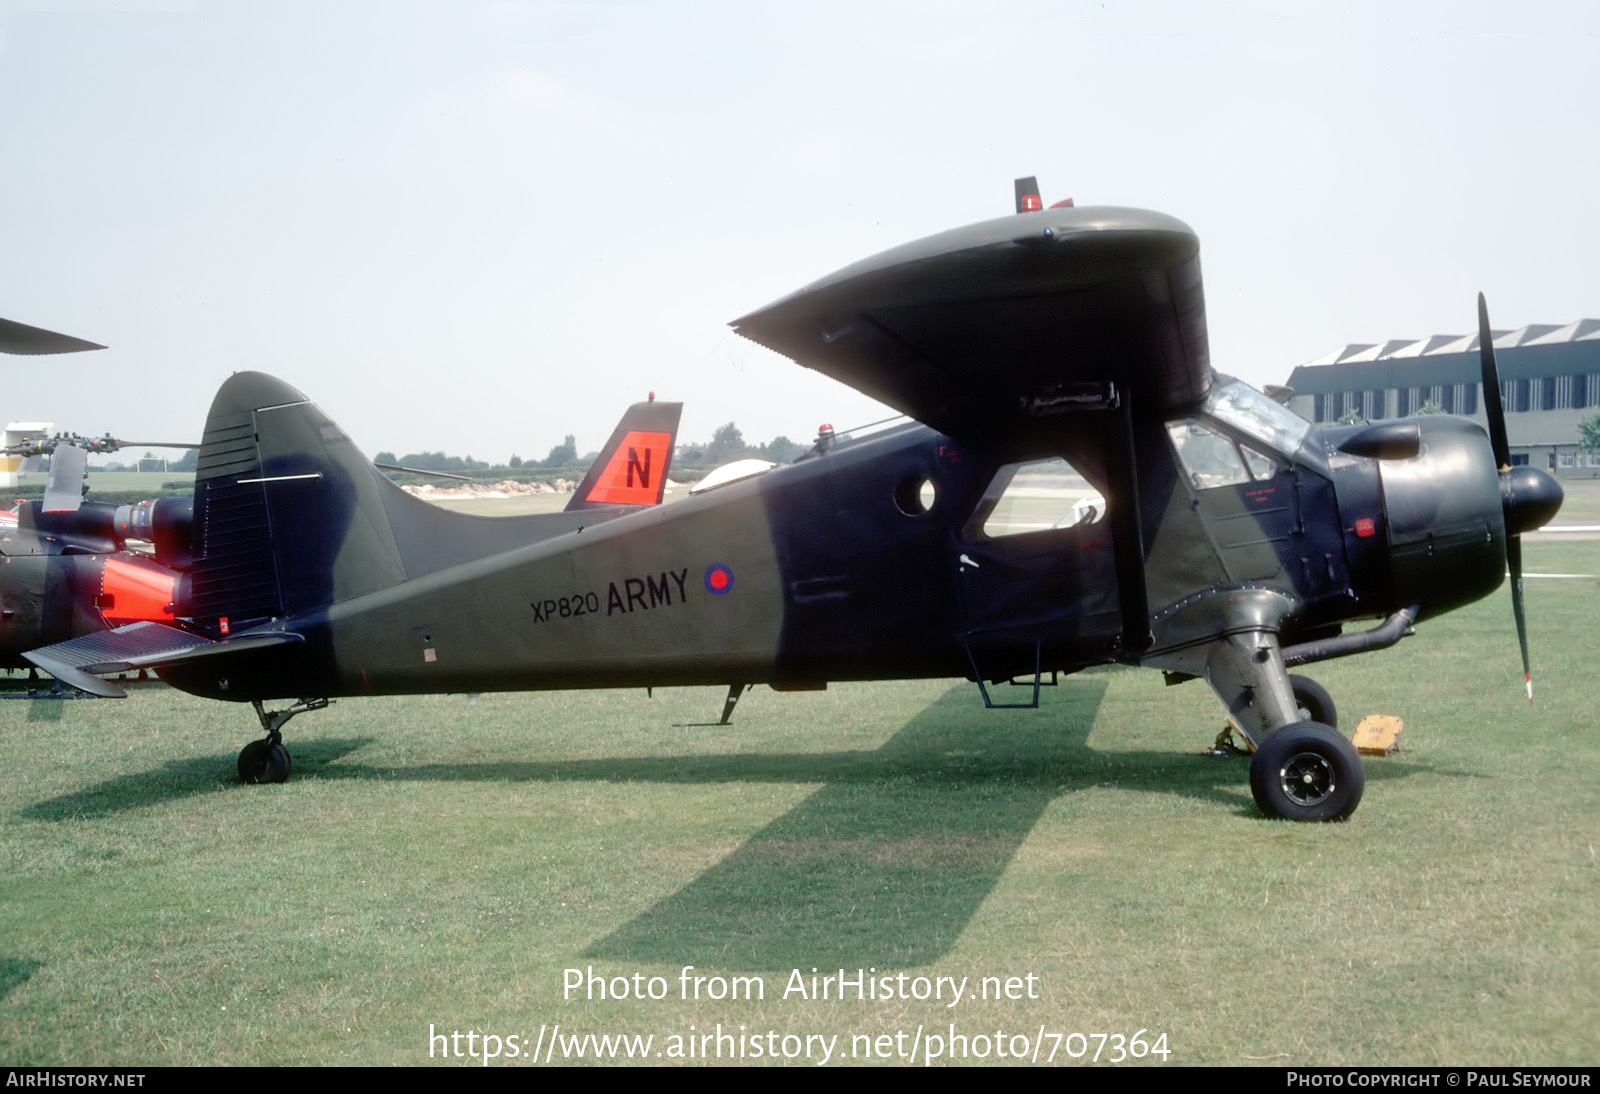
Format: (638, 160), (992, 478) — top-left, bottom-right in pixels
(18, 738), (373, 821)
(17, 683), (1470, 968)
(0, 957), (42, 1004)
(579, 679), (1122, 970)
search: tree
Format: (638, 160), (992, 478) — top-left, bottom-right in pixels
(541, 435), (577, 467)
(705, 422), (746, 464)
(1415, 399), (1445, 415)
(391, 451), (489, 472)
(508, 453), (523, 469)
(1336, 407), (1364, 425)
(1579, 408), (1600, 453)
(762, 435), (806, 463)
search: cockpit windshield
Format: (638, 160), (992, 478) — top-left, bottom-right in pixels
(1207, 380), (1311, 456)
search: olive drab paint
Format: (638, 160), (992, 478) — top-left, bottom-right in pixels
(20, 188), (1564, 821)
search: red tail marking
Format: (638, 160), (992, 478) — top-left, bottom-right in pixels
(584, 430), (672, 505)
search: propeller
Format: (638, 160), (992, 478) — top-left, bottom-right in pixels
(1478, 293), (1564, 703)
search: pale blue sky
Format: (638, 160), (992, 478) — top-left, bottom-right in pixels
(2, 1), (1595, 460)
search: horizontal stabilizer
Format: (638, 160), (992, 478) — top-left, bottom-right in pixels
(23, 621), (303, 696)
(0, 317), (105, 355)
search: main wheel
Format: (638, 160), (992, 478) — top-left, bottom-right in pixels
(1249, 721), (1364, 821)
(238, 739), (292, 783)
(1289, 674), (1338, 729)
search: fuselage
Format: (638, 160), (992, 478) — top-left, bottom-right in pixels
(154, 378), (1532, 705)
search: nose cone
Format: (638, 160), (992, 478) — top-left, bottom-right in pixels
(1503, 466), (1564, 535)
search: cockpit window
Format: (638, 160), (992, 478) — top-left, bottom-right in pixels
(1207, 380), (1311, 455)
(1239, 443), (1276, 480)
(1168, 421), (1251, 489)
(966, 457), (1106, 539)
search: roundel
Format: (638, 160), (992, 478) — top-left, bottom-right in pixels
(703, 563), (734, 595)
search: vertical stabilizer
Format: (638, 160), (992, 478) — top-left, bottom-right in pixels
(187, 372), (408, 634)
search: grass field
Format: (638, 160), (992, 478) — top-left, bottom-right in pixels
(1, 540), (1596, 1066)
(13, 472), (196, 497)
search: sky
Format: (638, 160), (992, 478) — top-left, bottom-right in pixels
(2, 1), (1596, 463)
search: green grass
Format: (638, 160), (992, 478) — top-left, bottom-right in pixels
(1, 540), (1596, 1066)
(1549, 480), (1600, 523)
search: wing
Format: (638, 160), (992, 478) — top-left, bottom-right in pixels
(730, 206), (1209, 438)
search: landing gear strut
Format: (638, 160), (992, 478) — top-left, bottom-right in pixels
(1151, 622), (1367, 821)
(237, 698), (329, 784)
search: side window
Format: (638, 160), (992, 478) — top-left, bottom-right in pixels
(1239, 443), (1277, 480)
(1168, 420), (1250, 489)
(965, 456), (1106, 540)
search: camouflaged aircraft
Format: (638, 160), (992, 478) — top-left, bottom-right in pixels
(0, 399), (680, 679)
(20, 181), (1564, 821)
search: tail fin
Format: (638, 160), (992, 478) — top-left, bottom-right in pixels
(182, 373), (678, 637)
(185, 372), (407, 633)
(564, 397), (682, 511)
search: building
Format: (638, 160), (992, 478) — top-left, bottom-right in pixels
(0, 421), (51, 488)
(1284, 320), (1600, 475)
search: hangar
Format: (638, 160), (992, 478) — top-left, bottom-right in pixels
(1284, 319), (1600, 475)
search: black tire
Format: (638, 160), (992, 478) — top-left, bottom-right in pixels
(1249, 721), (1364, 822)
(1289, 674), (1338, 730)
(238, 740), (292, 783)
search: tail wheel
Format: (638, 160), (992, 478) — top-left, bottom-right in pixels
(1289, 674), (1337, 729)
(1249, 721), (1364, 822)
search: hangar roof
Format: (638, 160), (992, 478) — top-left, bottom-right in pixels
(1286, 320), (1600, 393)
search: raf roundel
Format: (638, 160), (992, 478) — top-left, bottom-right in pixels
(703, 564), (734, 596)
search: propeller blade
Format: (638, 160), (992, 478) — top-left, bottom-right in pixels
(1507, 532), (1532, 704)
(1479, 294), (1558, 704)
(1477, 293), (1511, 471)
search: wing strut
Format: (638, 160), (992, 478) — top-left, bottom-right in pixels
(1107, 392), (1153, 654)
